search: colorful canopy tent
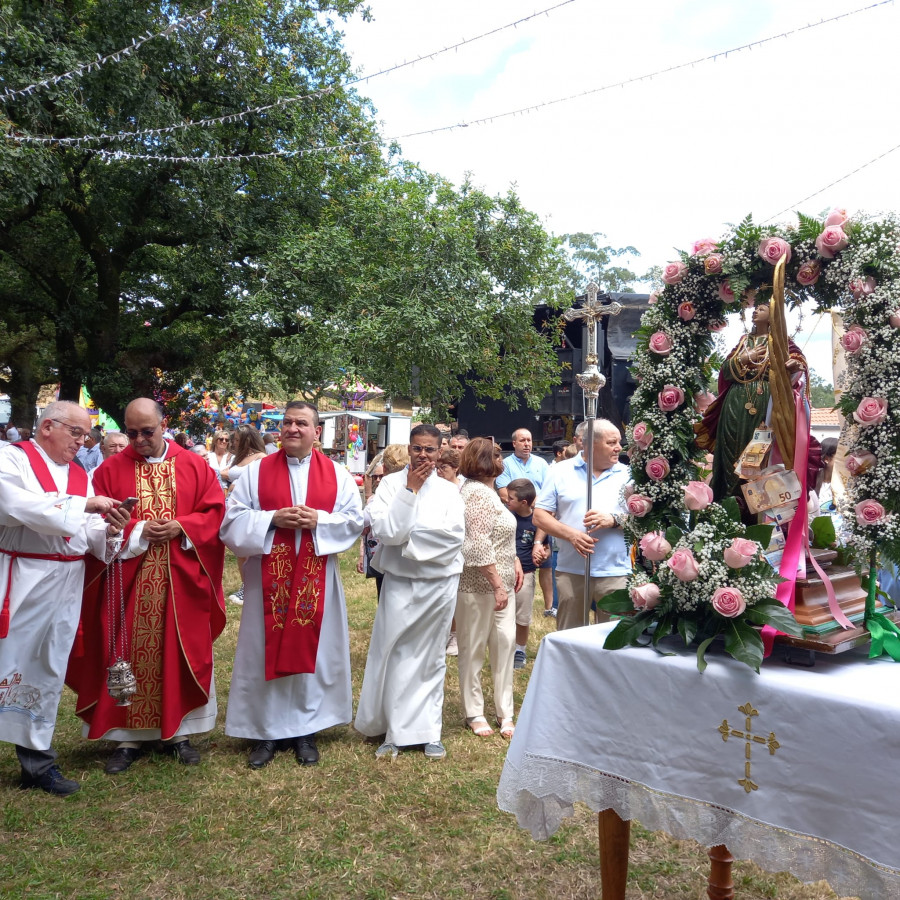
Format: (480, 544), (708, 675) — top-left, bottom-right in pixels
(323, 378), (384, 411)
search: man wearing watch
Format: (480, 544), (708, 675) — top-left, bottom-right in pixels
(533, 419), (631, 631)
(355, 424), (465, 761)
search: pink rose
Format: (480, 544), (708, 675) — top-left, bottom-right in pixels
(855, 499), (886, 527)
(711, 586), (746, 618)
(723, 537), (758, 569)
(796, 260), (821, 287)
(853, 397), (888, 427)
(648, 291), (660, 306)
(889, 311), (900, 329)
(626, 494), (653, 517)
(708, 320), (727, 333)
(849, 276), (876, 298)
(678, 301), (696, 321)
(631, 582), (661, 610)
(662, 261), (688, 285)
(846, 450), (877, 476)
(648, 331), (673, 356)
(645, 456), (670, 481)
(718, 280), (735, 303)
(840, 325), (867, 354)
(704, 253), (724, 275)
(667, 548), (700, 582)
(691, 238), (718, 256)
(758, 236), (792, 266)
(683, 481), (713, 511)
(657, 385), (685, 412)
(639, 531), (671, 561)
(824, 208), (849, 228)
(815, 226), (849, 259)
(632, 422), (653, 451)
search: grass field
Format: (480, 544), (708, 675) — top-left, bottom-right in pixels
(0, 547), (853, 899)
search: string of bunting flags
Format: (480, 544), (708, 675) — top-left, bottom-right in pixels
(3, 0), (577, 147)
(4, 0), (891, 157)
(0, 4), (214, 105)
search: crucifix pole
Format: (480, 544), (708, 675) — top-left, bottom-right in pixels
(563, 283), (622, 627)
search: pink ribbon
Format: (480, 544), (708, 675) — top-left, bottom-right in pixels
(762, 392), (851, 656)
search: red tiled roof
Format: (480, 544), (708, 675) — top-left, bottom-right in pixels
(810, 407), (842, 426)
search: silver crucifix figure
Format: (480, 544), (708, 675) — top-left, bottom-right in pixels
(562, 283), (622, 626)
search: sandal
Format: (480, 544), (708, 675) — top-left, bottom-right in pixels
(496, 718), (515, 740)
(465, 716), (493, 737)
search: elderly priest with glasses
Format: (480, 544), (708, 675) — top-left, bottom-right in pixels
(0, 401), (119, 795)
(67, 398), (226, 774)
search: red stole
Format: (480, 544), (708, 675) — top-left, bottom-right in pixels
(258, 449), (337, 680)
(1, 442), (88, 638)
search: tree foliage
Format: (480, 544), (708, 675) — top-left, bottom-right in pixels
(560, 231), (641, 294)
(1, 0), (571, 422)
(808, 369), (836, 409)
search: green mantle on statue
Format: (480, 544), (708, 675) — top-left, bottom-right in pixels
(710, 337), (770, 501)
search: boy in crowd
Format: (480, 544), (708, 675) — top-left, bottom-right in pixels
(504, 478), (551, 669)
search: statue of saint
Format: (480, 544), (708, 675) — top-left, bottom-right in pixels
(695, 301), (810, 508)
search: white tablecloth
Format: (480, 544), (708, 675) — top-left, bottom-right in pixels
(497, 623), (900, 898)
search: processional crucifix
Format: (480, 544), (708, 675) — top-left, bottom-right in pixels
(563, 282), (622, 627)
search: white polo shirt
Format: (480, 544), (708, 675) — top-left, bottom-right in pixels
(535, 455), (631, 578)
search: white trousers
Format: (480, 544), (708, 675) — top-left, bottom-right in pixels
(455, 587), (516, 722)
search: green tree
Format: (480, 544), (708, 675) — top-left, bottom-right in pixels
(220, 165), (572, 417)
(561, 231), (641, 294)
(1, 1), (571, 420)
(1, 0), (380, 419)
(809, 370), (836, 409)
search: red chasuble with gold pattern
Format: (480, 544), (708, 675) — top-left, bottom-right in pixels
(257, 449), (337, 680)
(67, 441), (226, 741)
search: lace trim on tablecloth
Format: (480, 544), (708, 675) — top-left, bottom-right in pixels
(497, 753), (900, 898)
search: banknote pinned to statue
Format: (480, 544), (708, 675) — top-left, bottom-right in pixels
(741, 465), (803, 514)
(735, 426), (774, 480)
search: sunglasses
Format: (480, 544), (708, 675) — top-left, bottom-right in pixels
(125, 427), (159, 439)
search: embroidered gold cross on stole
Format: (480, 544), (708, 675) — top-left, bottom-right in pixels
(717, 702), (780, 793)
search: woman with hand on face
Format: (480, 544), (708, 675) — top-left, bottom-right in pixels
(456, 438), (523, 741)
(221, 426), (266, 490)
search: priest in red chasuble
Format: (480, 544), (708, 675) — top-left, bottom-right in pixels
(220, 401), (363, 769)
(68, 398), (226, 774)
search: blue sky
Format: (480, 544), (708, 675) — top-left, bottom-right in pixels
(340, 0), (900, 381)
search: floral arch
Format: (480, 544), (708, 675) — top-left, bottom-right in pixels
(604, 210), (900, 670)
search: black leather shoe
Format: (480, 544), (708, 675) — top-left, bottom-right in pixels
(248, 740), (277, 770)
(293, 734), (319, 766)
(20, 765), (81, 796)
(166, 740), (201, 766)
(104, 746), (143, 775)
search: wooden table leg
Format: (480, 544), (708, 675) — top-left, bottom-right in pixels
(707, 844), (734, 900)
(598, 808), (630, 900)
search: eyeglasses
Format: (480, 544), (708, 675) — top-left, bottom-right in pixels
(216, 437), (228, 442)
(125, 427), (159, 439)
(409, 445), (439, 455)
(370, 474), (384, 483)
(50, 420), (88, 439)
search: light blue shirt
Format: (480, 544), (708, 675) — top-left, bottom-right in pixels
(496, 452), (549, 491)
(535, 456), (631, 578)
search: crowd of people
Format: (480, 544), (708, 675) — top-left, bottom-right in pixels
(0, 401), (631, 795)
